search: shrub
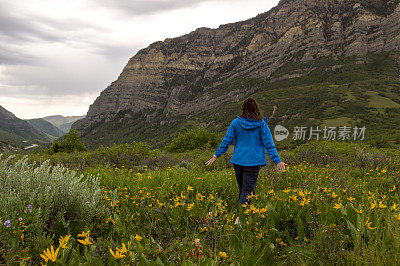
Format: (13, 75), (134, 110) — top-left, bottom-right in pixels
(280, 140), (396, 169)
(0, 155), (101, 263)
(165, 128), (220, 153)
(49, 129), (86, 154)
(32, 141), (177, 171)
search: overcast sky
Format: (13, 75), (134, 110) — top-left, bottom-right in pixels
(0, 0), (280, 119)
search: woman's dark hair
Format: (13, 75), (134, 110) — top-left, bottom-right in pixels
(241, 98), (263, 120)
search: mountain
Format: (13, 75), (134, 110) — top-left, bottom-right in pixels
(26, 118), (64, 139)
(0, 106), (51, 148)
(73, 0), (400, 148)
(0, 105), (17, 119)
(57, 121), (77, 133)
(43, 115), (85, 133)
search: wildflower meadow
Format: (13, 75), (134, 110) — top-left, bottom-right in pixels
(1, 141), (400, 265)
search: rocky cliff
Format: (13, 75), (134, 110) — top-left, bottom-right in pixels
(73, 0), (400, 146)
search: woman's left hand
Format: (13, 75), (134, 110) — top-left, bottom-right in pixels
(205, 155), (217, 166)
(276, 161), (287, 172)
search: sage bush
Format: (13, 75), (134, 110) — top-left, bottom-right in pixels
(0, 155), (101, 261)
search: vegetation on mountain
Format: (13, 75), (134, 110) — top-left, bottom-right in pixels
(0, 106), (51, 149)
(26, 118), (64, 138)
(73, 52), (400, 150)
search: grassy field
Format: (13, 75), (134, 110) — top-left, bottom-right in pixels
(1, 141), (400, 265)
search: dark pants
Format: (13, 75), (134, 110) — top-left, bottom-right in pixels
(233, 164), (261, 210)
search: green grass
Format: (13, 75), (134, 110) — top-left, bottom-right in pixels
(322, 117), (359, 127)
(344, 91), (357, 101)
(366, 90), (400, 110)
(2, 141), (400, 264)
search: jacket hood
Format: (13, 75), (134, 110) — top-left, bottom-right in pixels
(237, 116), (268, 130)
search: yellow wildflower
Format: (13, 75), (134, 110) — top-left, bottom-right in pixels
(368, 192), (375, 200)
(219, 251), (227, 258)
(187, 185), (193, 191)
(355, 208), (363, 214)
(300, 198), (310, 206)
(379, 201), (387, 209)
(365, 217), (376, 230)
(283, 188), (291, 193)
(40, 246), (59, 263)
(332, 192), (338, 198)
(186, 203), (194, 211)
(196, 193), (205, 201)
(117, 243), (128, 254)
(259, 207), (267, 214)
(289, 195), (298, 202)
(276, 238), (287, 246)
(77, 237), (93, 246)
(391, 203), (398, 211)
(347, 196), (355, 202)
(59, 235), (71, 249)
(110, 248), (125, 259)
(394, 213), (400, 221)
(77, 230), (90, 238)
(135, 234), (142, 242)
(370, 200), (377, 210)
(333, 202), (343, 209)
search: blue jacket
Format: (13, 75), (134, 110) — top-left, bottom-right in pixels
(214, 116), (281, 166)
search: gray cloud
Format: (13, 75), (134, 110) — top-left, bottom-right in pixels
(91, 0), (217, 16)
(0, 45), (39, 65)
(0, 1), (138, 96)
(0, 8), (63, 43)
(0, 0), (280, 118)
(92, 43), (138, 61)
(0, 6), (98, 67)
(0, 0), (225, 88)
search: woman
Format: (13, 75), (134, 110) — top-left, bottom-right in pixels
(205, 98), (286, 224)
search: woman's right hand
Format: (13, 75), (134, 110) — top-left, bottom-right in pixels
(205, 155), (217, 166)
(276, 161), (287, 172)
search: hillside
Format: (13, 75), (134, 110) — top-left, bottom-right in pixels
(72, 0), (400, 148)
(0, 106), (51, 148)
(26, 118), (64, 139)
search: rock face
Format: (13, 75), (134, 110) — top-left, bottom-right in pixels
(73, 0), (400, 138)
